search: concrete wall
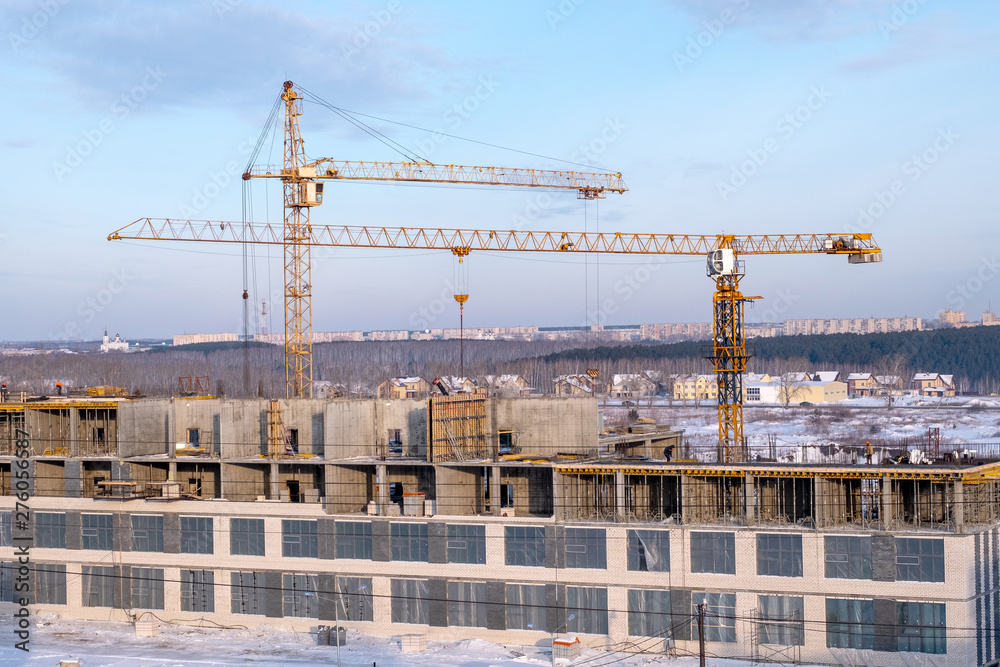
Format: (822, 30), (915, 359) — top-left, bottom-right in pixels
(492, 397), (598, 457)
(325, 400), (376, 459)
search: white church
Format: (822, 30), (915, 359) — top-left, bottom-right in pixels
(99, 329), (130, 352)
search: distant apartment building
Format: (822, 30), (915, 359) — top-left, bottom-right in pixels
(367, 330), (410, 341)
(783, 317), (922, 336)
(983, 311), (1000, 326)
(173, 333), (240, 346)
(939, 309), (966, 325)
(641, 322), (712, 341)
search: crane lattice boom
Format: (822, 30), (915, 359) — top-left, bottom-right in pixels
(110, 220), (881, 258)
(244, 160), (627, 199)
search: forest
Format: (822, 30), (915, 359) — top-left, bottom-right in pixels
(2, 325), (998, 398)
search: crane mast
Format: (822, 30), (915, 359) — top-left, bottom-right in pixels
(240, 81), (627, 398)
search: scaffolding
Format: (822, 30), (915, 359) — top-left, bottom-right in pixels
(427, 390), (487, 462)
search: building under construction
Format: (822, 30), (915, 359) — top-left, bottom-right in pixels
(1, 393), (997, 666)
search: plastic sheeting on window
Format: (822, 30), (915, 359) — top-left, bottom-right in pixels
(391, 578), (430, 625)
(628, 530), (670, 572)
(566, 586), (608, 635)
(628, 589), (671, 637)
(181, 569), (214, 613)
(825, 598), (873, 649)
(758, 595), (805, 646)
(282, 573), (319, 618)
(337, 576), (373, 621)
(505, 584), (546, 630)
(82, 565), (115, 608)
(447, 581), (487, 627)
(231, 571), (265, 615)
(131, 567), (165, 610)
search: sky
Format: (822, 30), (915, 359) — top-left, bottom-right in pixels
(2, 0), (999, 341)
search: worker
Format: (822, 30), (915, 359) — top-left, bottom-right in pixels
(664, 444), (675, 462)
(865, 440), (873, 465)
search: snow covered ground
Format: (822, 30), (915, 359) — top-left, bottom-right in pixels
(0, 615), (826, 667)
(606, 396), (1000, 462)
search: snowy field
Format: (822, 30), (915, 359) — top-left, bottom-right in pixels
(0, 615), (828, 667)
(606, 396), (1000, 462)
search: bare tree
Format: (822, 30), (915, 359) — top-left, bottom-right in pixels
(874, 354), (909, 410)
(777, 371), (808, 408)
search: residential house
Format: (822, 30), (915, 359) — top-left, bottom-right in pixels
(811, 371), (841, 383)
(846, 372), (877, 397)
(431, 376), (478, 395)
(874, 375), (905, 396)
(672, 374), (718, 402)
(553, 374), (595, 396)
(377, 377), (431, 400)
(483, 375), (532, 398)
(913, 373), (956, 397)
(608, 374), (657, 402)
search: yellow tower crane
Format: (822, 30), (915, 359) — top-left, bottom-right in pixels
(238, 81), (626, 398)
(108, 220), (882, 462)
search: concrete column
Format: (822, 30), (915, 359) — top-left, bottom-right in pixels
(551, 468), (564, 521)
(881, 474), (892, 530)
(954, 480), (965, 533)
(812, 477), (822, 528)
(491, 465), (502, 517)
(69, 408), (81, 457)
(744, 474), (755, 526)
(168, 460), (177, 481)
(270, 462), (280, 501)
(615, 469), (626, 520)
(376, 464), (387, 510)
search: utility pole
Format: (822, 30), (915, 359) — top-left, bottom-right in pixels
(697, 602), (706, 667)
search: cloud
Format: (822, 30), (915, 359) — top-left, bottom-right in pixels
(664, 0), (902, 41)
(5, 0), (469, 118)
(3, 138), (35, 148)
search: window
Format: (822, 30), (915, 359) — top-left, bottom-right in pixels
(628, 589), (672, 638)
(692, 592), (736, 642)
(286, 429), (299, 455)
(627, 530), (670, 572)
(336, 576), (373, 622)
(36, 513), (66, 549)
(447, 581), (487, 627)
(565, 528), (607, 569)
(187, 428), (200, 446)
(181, 517), (213, 554)
(826, 598), (874, 649)
(231, 518), (266, 556)
(131, 568), (164, 610)
(82, 565), (115, 608)
(498, 430), (515, 453)
(505, 584), (546, 630)
(747, 387), (761, 401)
(181, 570), (214, 613)
(447, 525), (486, 564)
(82, 514), (113, 550)
(756, 533), (802, 577)
(758, 595), (805, 646)
(388, 428), (402, 453)
(281, 520), (318, 558)
(336, 522), (372, 560)
(389, 482), (404, 502)
(0, 562), (12, 602)
(691, 532), (735, 574)
(35, 564), (66, 605)
(391, 578), (429, 625)
(282, 573), (318, 618)
(505, 526), (545, 567)
(499, 483), (514, 508)
(566, 587), (608, 635)
(897, 601), (946, 654)
(896, 538), (945, 582)
(131, 515), (164, 552)
(0, 512), (11, 547)
(824, 535), (872, 580)
(391, 523), (428, 562)
(231, 571), (265, 615)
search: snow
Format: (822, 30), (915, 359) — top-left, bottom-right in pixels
(607, 396), (1000, 460)
(0, 615), (829, 667)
